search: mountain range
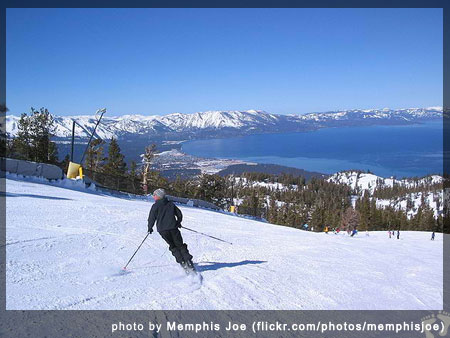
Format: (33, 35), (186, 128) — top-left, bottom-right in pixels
(5, 106), (443, 141)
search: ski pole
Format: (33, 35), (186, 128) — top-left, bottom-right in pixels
(123, 232), (150, 270)
(181, 225), (233, 245)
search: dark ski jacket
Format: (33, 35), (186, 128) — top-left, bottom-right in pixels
(148, 197), (182, 233)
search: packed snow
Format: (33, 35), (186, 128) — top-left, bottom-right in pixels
(5, 176), (443, 310)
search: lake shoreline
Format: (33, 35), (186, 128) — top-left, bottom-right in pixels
(182, 121), (443, 179)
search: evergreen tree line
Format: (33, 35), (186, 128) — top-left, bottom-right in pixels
(372, 181), (442, 200)
(6, 108), (59, 164)
(82, 139), (169, 194)
(355, 191), (441, 232)
(167, 173), (443, 232)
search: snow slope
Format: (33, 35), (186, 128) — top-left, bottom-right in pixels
(5, 176), (443, 310)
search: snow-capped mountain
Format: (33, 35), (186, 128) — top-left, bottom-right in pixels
(293, 106), (444, 123)
(4, 106), (443, 140)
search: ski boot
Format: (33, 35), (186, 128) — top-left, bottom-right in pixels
(179, 261), (189, 274)
(185, 259), (196, 274)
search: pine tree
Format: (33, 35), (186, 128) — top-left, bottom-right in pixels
(129, 161), (138, 179)
(29, 108), (58, 163)
(266, 197), (278, 224)
(172, 175), (188, 197)
(128, 160), (141, 194)
(0, 105), (8, 157)
(310, 204), (325, 231)
(146, 170), (169, 192)
(5, 138), (15, 157)
(12, 108), (58, 163)
(141, 144), (157, 194)
(196, 174), (227, 208)
(12, 113), (33, 160)
(85, 138), (105, 172)
(103, 138), (127, 176)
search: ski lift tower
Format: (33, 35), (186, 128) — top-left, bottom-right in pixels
(66, 108), (106, 179)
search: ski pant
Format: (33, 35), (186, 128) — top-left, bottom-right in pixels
(159, 228), (193, 264)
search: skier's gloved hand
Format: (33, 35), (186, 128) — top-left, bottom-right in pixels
(148, 228), (153, 234)
(177, 222), (182, 228)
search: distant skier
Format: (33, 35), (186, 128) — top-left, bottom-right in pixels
(397, 230), (400, 240)
(388, 231), (391, 238)
(431, 231), (435, 241)
(147, 189), (195, 272)
(351, 228), (357, 237)
(324, 226), (329, 234)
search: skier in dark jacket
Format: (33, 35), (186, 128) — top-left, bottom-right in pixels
(147, 189), (194, 271)
(431, 231), (435, 240)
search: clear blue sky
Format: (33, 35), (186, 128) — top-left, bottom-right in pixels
(6, 8), (443, 116)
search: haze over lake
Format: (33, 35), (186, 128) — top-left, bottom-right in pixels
(182, 121), (444, 178)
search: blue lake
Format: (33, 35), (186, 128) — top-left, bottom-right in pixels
(182, 121), (444, 178)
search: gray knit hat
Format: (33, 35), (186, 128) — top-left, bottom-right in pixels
(153, 188), (166, 198)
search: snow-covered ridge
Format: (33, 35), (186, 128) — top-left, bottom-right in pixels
(328, 171), (442, 194)
(4, 106), (442, 139)
(328, 171), (443, 218)
(293, 106), (443, 122)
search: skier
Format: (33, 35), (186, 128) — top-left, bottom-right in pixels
(431, 231), (435, 241)
(397, 230), (400, 240)
(147, 189), (195, 272)
(351, 228), (357, 237)
(388, 230), (391, 238)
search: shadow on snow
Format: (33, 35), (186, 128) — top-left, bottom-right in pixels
(2, 192), (73, 200)
(196, 260), (267, 272)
